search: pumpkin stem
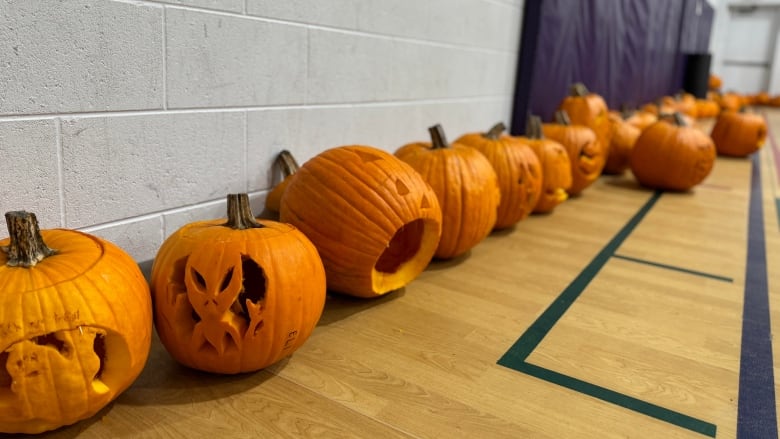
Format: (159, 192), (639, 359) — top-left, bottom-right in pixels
(484, 122), (506, 140)
(2, 211), (57, 267)
(554, 111), (571, 125)
(275, 150), (299, 179)
(570, 82), (589, 97)
(525, 115), (544, 139)
(223, 194), (264, 230)
(671, 112), (687, 126)
(428, 124), (449, 149)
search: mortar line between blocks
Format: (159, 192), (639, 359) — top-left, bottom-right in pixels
(55, 119), (66, 228)
(0, 96), (510, 122)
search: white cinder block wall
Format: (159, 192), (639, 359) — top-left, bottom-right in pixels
(0, 0), (523, 270)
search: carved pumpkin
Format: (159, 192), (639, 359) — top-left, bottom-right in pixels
(522, 116), (572, 213)
(558, 83), (612, 157)
(151, 194), (326, 374)
(456, 122), (542, 229)
(0, 211), (152, 434)
(279, 146), (442, 298)
(395, 125), (500, 259)
(603, 112), (641, 175)
(630, 113), (716, 191)
(542, 111), (604, 195)
(710, 110), (767, 157)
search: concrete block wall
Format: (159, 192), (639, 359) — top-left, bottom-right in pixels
(0, 0), (523, 267)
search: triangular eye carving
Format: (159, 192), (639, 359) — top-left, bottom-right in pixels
(220, 267), (234, 293)
(396, 179), (410, 196)
(420, 195), (431, 209)
(355, 150), (382, 163)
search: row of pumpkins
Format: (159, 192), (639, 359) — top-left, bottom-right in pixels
(0, 83), (768, 434)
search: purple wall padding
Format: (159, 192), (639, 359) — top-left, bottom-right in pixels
(511, 0), (714, 134)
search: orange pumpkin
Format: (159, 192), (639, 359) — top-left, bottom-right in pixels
(151, 193), (326, 374)
(630, 113), (716, 191)
(558, 83), (612, 156)
(621, 108), (658, 132)
(523, 116), (572, 213)
(0, 211), (151, 434)
(456, 122), (543, 229)
(719, 92), (743, 112)
(395, 125), (500, 259)
(279, 146), (442, 298)
(694, 99), (721, 119)
(709, 74), (722, 90)
(542, 111), (604, 195)
(603, 113), (641, 175)
(710, 110), (767, 157)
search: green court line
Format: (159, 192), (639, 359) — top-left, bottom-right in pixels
(513, 362), (717, 437)
(612, 254), (734, 283)
(498, 190), (718, 437)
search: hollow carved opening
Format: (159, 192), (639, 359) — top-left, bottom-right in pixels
(375, 219), (425, 274)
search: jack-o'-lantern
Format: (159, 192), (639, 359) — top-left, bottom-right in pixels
(542, 111), (604, 195)
(522, 116), (572, 213)
(456, 123), (543, 229)
(0, 211), (152, 434)
(151, 194), (326, 374)
(558, 83), (612, 157)
(279, 146), (442, 298)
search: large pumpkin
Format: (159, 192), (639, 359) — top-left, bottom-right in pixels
(523, 116), (572, 213)
(542, 111), (604, 195)
(630, 113), (716, 191)
(279, 146), (442, 298)
(456, 122), (542, 229)
(395, 124), (500, 259)
(558, 83), (612, 157)
(710, 110), (767, 157)
(0, 211), (151, 434)
(603, 112), (641, 175)
(151, 194), (325, 374)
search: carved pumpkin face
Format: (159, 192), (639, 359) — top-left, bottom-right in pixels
(521, 116), (572, 214)
(603, 113), (641, 175)
(279, 146), (442, 298)
(151, 194), (326, 374)
(542, 111), (605, 195)
(0, 212), (151, 434)
(558, 83), (612, 157)
(710, 110), (767, 157)
(456, 123), (543, 229)
(395, 125), (500, 259)
(630, 113), (716, 191)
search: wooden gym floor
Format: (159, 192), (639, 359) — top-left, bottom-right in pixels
(14, 110), (780, 438)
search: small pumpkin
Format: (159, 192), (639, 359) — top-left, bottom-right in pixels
(620, 108), (658, 132)
(558, 83), (612, 157)
(395, 125), (500, 259)
(710, 110), (767, 157)
(279, 146), (442, 298)
(151, 193), (326, 374)
(603, 112), (641, 175)
(709, 74), (722, 90)
(694, 98), (721, 119)
(456, 122), (542, 229)
(0, 211), (152, 434)
(522, 115), (572, 213)
(630, 113), (716, 191)
(718, 92), (743, 113)
(542, 111), (604, 195)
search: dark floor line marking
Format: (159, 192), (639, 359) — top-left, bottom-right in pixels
(512, 362), (717, 437)
(612, 254), (734, 283)
(736, 150), (778, 438)
(497, 190), (718, 437)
